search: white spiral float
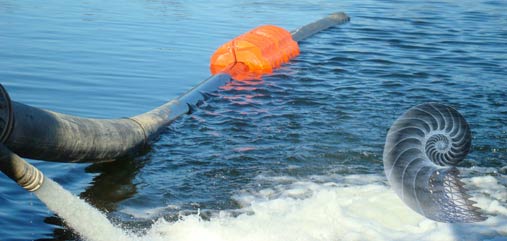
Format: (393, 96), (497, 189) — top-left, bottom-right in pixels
(383, 102), (486, 223)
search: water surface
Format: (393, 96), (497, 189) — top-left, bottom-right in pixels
(0, 0), (506, 240)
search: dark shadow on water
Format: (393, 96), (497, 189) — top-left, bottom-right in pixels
(80, 156), (148, 212)
(37, 216), (79, 241)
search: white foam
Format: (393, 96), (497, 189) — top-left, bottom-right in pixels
(137, 174), (507, 241)
(34, 173), (507, 241)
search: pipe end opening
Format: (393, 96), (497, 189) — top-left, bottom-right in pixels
(0, 84), (13, 143)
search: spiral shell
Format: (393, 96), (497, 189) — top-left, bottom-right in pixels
(383, 103), (486, 223)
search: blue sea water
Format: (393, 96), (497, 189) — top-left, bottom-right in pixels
(0, 0), (506, 240)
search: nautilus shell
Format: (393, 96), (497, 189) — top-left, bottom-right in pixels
(383, 103), (486, 223)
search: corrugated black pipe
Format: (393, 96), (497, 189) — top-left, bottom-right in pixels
(0, 12), (349, 163)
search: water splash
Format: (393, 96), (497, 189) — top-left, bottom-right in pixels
(34, 177), (133, 241)
(134, 174), (507, 241)
(29, 173), (507, 241)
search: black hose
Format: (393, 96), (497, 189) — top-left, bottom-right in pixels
(291, 12), (350, 42)
(0, 74), (231, 162)
(0, 13), (349, 163)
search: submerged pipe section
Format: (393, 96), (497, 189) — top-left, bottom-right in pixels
(0, 12), (349, 163)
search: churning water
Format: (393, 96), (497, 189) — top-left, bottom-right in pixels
(0, 0), (506, 240)
(31, 174), (507, 241)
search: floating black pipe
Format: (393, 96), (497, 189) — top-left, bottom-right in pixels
(0, 74), (231, 162)
(291, 12), (350, 42)
(0, 12), (349, 163)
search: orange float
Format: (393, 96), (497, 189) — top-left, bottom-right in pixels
(210, 25), (300, 81)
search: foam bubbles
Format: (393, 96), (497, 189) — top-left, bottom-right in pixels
(136, 174), (507, 241)
(33, 173), (507, 241)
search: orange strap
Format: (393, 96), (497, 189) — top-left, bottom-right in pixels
(210, 25), (300, 81)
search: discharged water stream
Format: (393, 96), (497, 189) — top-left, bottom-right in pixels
(34, 177), (132, 241)
(1, 0), (506, 240)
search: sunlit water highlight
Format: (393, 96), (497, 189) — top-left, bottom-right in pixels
(1, 0), (506, 240)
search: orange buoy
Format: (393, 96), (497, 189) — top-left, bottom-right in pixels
(210, 25), (300, 81)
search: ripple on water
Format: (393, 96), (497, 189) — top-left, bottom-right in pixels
(0, 0), (506, 240)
